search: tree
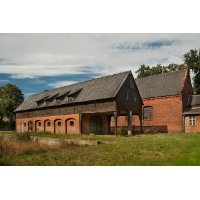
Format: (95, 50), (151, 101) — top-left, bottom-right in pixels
(135, 63), (187, 78)
(0, 83), (24, 122)
(183, 49), (200, 94)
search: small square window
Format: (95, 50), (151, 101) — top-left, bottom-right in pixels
(47, 122), (51, 126)
(58, 121), (61, 126)
(24, 123), (26, 127)
(38, 122), (41, 126)
(70, 121), (74, 126)
(46, 100), (50, 105)
(56, 99), (60, 103)
(189, 116), (195, 125)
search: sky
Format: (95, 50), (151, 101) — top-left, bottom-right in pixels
(0, 33), (200, 99)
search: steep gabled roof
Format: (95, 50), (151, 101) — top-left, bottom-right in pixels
(14, 71), (130, 112)
(187, 95), (200, 106)
(135, 69), (187, 99)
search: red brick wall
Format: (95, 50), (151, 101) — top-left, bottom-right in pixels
(111, 95), (183, 133)
(82, 113), (109, 135)
(185, 115), (200, 133)
(16, 114), (80, 134)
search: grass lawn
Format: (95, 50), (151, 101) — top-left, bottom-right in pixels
(1, 132), (200, 166)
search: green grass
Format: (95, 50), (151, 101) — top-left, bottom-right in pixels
(1, 132), (200, 166)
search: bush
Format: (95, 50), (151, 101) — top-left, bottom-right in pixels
(0, 120), (15, 130)
(16, 132), (31, 142)
(117, 127), (128, 136)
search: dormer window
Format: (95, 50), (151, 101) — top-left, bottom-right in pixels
(37, 101), (42, 106)
(68, 96), (74, 101)
(56, 99), (60, 103)
(46, 100), (50, 105)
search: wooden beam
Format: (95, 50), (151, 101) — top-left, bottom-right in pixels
(79, 114), (83, 135)
(128, 111), (132, 136)
(114, 111), (118, 137)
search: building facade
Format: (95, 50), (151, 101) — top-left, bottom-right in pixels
(111, 68), (194, 133)
(15, 71), (143, 135)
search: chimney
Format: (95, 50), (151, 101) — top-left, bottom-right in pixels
(44, 90), (48, 92)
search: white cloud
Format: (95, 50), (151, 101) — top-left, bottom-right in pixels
(9, 74), (36, 79)
(0, 79), (8, 82)
(0, 33), (199, 80)
(31, 79), (46, 84)
(47, 81), (78, 88)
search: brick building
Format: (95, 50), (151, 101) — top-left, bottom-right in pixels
(14, 71), (143, 136)
(183, 95), (200, 133)
(111, 68), (194, 133)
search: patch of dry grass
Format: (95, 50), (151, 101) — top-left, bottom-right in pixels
(0, 138), (76, 158)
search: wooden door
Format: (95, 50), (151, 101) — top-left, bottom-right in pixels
(20, 123), (23, 132)
(90, 115), (103, 135)
(28, 121), (33, 132)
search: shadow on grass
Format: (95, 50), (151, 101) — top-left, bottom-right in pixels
(0, 161), (11, 166)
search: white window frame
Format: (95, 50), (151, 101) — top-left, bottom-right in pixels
(189, 116), (196, 125)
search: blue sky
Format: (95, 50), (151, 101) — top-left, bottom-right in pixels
(0, 33), (200, 99)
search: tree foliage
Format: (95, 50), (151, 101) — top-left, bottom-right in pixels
(135, 63), (187, 78)
(183, 49), (200, 94)
(0, 83), (24, 122)
(135, 48), (200, 95)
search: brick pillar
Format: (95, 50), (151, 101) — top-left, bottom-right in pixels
(114, 111), (118, 137)
(128, 111), (132, 136)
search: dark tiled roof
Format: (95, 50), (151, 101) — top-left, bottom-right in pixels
(14, 71), (130, 112)
(135, 69), (186, 99)
(183, 107), (200, 115)
(187, 95), (200, 106)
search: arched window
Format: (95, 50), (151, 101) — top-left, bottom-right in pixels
(143, 106), (153, 120)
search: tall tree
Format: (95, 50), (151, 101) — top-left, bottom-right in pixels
(183, 49), (200, 94)
(0, 83), (24, 122)
(135, 63), (187, 78)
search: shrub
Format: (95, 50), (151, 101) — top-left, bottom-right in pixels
(117, 127), (128, 136)
(16, 132), (31, 142)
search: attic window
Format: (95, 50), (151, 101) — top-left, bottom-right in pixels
(68, 96), (74, 101)
(132, 95), (136, 102)
(46, 100), (50, 105)
(37, 101), (42, 106)
(56, 99), (60, 103)
(125, 93), (128, 100)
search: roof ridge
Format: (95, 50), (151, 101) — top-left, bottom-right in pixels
(29, 70), (131, 97)
(135, 68), (186, 80)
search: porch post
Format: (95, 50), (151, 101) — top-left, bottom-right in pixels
(128, 111), (132, 136)
(139, 115), (142, 133)
(79, 114), (83, 135)
(114, 111), (118, 137)
(108, 115), (111, 135)
(182, 114), (185, 133)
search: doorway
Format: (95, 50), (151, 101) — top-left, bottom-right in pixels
(90, 115), (103, 135)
